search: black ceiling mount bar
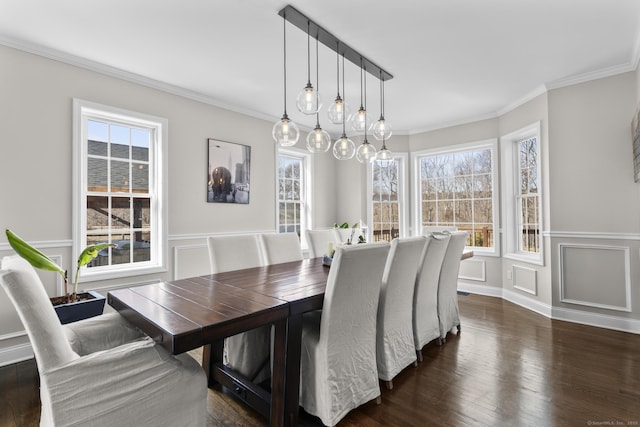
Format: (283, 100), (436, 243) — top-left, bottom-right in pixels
(278, 5), (393, 82)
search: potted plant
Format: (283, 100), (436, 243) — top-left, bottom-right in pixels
(5, 229), (115, 324)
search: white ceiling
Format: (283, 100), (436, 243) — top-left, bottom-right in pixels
(2, 0), (640, 136)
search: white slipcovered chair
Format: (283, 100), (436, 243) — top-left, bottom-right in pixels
(376, 236), (427, 390)
(299, 242), (390, 427)
(422, 225), (457, 234)
(333, 227), (353, 245)
(412, 233), (450, 361)
(260, 232), (303, 264)
(0, 255), (207, 427)
(438, 231), (469, 341)
(305, 229), (338, 258)
(206, 234), (271, 383)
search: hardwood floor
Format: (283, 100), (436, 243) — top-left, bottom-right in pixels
(1, 293), (639, 426)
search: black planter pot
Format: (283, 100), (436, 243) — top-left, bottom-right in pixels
(52, 290), (106, 324)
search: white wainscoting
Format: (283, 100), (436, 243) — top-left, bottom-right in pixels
(173, 244), (211, 280)
(559, 243), (631, 312)
(459, 259), (486, 282)
(512, 265), (537, 295)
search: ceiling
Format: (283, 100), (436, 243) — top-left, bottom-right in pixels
(2, 0), (640, 136)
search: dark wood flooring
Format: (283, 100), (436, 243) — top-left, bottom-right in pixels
(1, 294), (639, 426)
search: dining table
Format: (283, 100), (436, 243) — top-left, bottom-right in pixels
(107, 250), (473, 426)
(107, 257), (330, 427)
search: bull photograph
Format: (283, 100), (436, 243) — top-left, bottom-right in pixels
(207, 138), (251, 204)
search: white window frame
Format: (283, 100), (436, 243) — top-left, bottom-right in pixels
(500, 121), (544, 265)
(275, 147), (312, 250)
(411, 139), (500, 256)
(366, 153), (409, 242)
(72, 99), (168, 282)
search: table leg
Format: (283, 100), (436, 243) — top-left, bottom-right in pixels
(203, 340), (224, 387)
(271, 318), (287, 426)
(283, 313), (303, 426)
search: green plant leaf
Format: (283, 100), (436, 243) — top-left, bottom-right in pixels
(352, 222), (359, 229)
(5, 229), (65, 276)
(340, 222), (349, 229)
(77, 243), (115, 268)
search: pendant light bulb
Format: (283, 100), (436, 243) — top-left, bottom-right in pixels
(306, 125), (331, 153)
(372, 73), (392, 140)
(350, 59), (372, 133)
(273, 114), (299, 147)
(376, 139), (393, 160)
(333, 134), (355, 160)
(328, 95), (350, 125)
(356, 138), (377, 163)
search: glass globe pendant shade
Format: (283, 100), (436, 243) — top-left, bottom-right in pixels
(306, 125), (331, 153)
(376, 142), (393, 160)
(356, 139), (377, 163)
(327, 95), (350, 125)
(332, 134), (355, 160)
(350, 106), (372, 132)
(371, 116), (393, 140)
(296, 83), (321, 115)
(272, 114), (299, 147)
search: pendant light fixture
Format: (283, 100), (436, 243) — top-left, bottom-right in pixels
(327, 42), (350, 125)
(356, 62), (377, 163)
(333, 52), (355, 160)
(350, 58), (372, 133)
(296, 20), (321, 115)
(371, 70), (393, 140)
(273, 13), (299, 147)
(306, 35), (331, 153)
(376, 137), (393, 160)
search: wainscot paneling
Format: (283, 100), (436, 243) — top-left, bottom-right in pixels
(459, 259), (486, 282)
(559, 243), (631, 312)
(513, 264), (537, 295)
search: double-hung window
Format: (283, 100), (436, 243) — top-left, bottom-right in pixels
(413, 140), (499, 255)
(277, 148), (311, 247)
(73, 99), (167, 281)
(366, 154), (408, 242)
(501, 122), (543, 264)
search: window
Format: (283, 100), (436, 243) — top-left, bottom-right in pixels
(73, 99), (167, 281)
(413, 140), (499, 254)
(501, 122), (543, 264)
(277, 148), (311, 245)
(367, 154), (408, 242)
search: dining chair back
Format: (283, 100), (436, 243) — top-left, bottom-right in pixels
(412, 233), (450, 360)
(206, 234), (263, 273)
(206, 234), (270, 383)
(422, 225), (457, 234)
(376, 236), (427, 389)
(438, 231), (469, 340)
(333, 227), (353, 245)
(299, 242), (390, 427)
(0, 255), (206, 426)
(305, 228), (338, 258)
(260, 232), (303, 264)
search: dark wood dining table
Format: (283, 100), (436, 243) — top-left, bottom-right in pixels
(107, 257), (330, 427)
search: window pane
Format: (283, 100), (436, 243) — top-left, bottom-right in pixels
(131, 128), (150, 161)
(454, 176), (472, 199)
(88, 140), (108, 156)
(455, 200), (472, 223)
(474, 199), (493, 224)
(88, 120), (108, 142)
(112, 234), (131, 265)
(111, 197), (131, 231)
(111, 160), (130, 193)
(132, 163), (149, 193)
(87, 196), (109, 231)
(454, 152), (473, 176)
(88, 158), (108, 191)
(474, 174), (492, 198)
(473, 149), (492, 174)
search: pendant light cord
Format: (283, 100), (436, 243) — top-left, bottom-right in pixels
(335, 42), (340, 97)
(342, 53), (346, 135)
(306, 20), (311, 84)
(315, 35), (320, 127)
(282, 14), (287, 115)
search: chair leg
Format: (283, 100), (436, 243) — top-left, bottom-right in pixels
(437, 337), (443, 346)
(457, 324), (461, 334)
(413, 359), (418, 367)
(416, 350), (423, 363)
(384, 380), (393, 390)
(375, 396), (382, 405)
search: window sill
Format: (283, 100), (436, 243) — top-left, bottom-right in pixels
(79, 264), (168, 283)
(503, 253), (544, 266)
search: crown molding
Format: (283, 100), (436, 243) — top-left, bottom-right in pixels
(0, 36), (280, 125)
(545, 62), (637, 90)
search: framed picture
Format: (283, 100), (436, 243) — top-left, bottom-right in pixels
(207, 138), (251, 203)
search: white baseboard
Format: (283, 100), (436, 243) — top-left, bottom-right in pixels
(0, 342), (33, 367)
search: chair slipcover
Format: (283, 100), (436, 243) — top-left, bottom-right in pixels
(300, 242), (390, 427)
(413, 233), (450, 354)
(438, 231), (469, 339)
(376, 236), (426, 384)
(305, 229), (338, 258)
(260, 232), (303, 264)
(0, 256), (206, 427)
(422, 225), (458, 234)
(206, 234), (271, 383)
(333, 227), (353, 245)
